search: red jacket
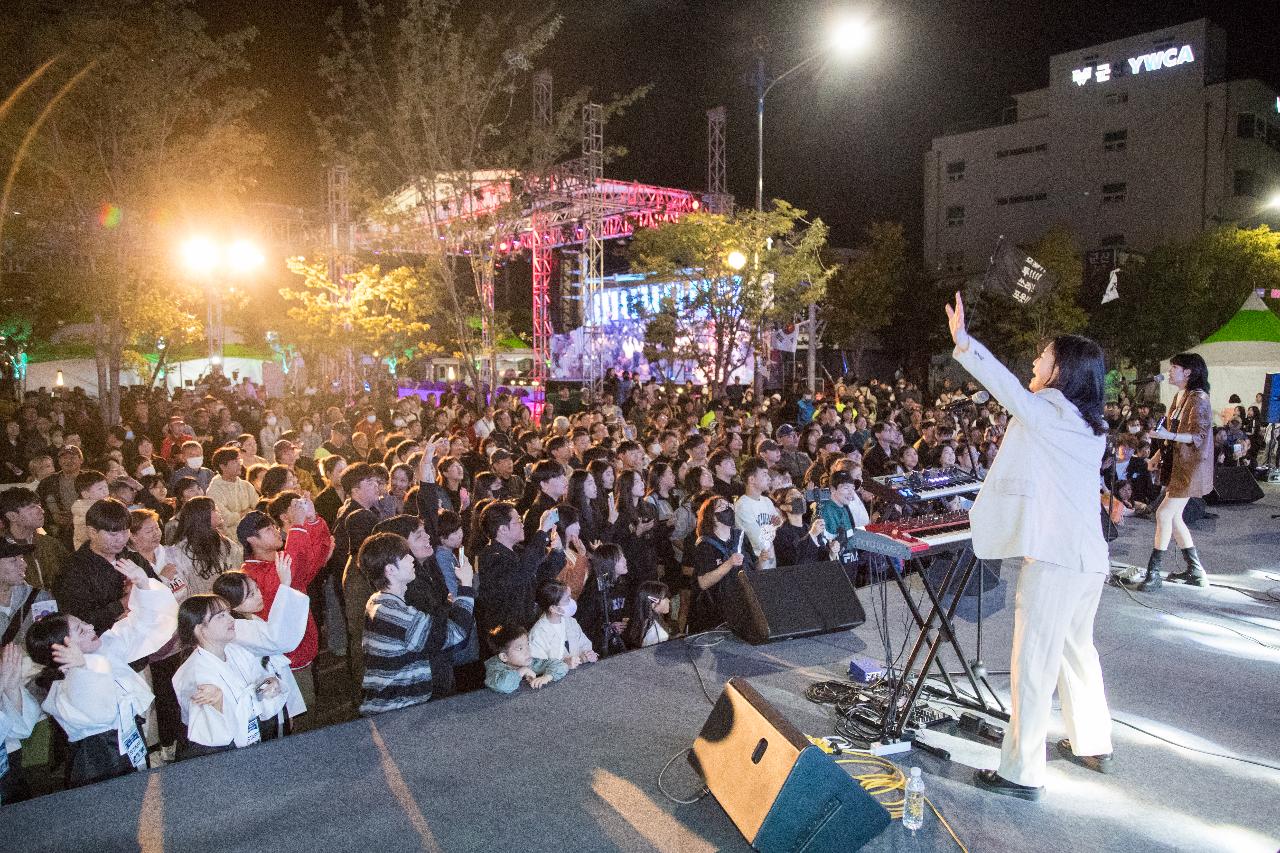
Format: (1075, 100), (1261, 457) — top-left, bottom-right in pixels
(241, 516), (331, 669)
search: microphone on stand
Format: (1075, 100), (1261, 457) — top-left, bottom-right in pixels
(1136, 373), (1166, 385)
(942, 390), (991, 411)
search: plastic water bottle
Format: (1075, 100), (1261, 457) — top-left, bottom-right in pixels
(902, 766), (925, 832)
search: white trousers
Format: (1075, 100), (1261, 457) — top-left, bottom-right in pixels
(998, 559), (1112, 787)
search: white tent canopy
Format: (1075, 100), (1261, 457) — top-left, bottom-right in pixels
(1160, 293), (1280, 421)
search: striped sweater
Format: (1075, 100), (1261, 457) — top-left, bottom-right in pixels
(360, 587), (475, 716)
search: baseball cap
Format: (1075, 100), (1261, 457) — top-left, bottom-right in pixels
(775, 424), (796, 438)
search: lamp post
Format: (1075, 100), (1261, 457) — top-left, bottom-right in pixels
(180, 236), (264, 367)
(755, 16), (873, 394)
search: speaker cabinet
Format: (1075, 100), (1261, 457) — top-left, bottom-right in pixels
(1206, 465), (1263, 504)
(725, 561), (866, 645)
(689, 678), (891, 852)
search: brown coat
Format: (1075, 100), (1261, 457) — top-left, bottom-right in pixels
(1165, 389), (1214, 498)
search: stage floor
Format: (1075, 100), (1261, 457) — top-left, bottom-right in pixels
(5, 485), (1280, 853)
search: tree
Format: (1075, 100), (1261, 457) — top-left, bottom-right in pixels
(1089, 226), (1280, 374)
(282, 257), (439, 373)
(823, 222), (910, 377)
(627, 201), (832, 394)
(967, 227), (1089, 366)
(315, 0), (643, 390)
(0, 0), (265, 421)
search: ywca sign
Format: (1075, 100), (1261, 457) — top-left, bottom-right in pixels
(1071, 44), (1195, 87)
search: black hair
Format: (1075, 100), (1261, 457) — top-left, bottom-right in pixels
(590, 542), (625, 580)
(1047, 334), (1109, 436)
(85, 497), (130, 533)
(260, 465), (292, 498)
(436, 508), (464, 543)
(536, 579), (570, 613)
(489, 622), (528, 655)
(358, 532), (411, 591)
(623, 580), (670, 650)
(212, 571), (255, 615)
(1168, 352), (1211, 394)
(74, 469), (106, 496)
(0, 486), (39, 519)
(266, 490), (303, 527)
(26, 615), (72, 691)
(177, 594), (230, 647)
(480, 500), (517, 541)
(174, 496), (232, 580)
(211, 446), (240, 470)
(740, 456), (769, 482)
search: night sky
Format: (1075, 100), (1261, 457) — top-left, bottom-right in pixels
(200, 0), (1280, 249)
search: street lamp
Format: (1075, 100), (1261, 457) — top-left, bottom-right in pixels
(755, 15), (873, 394)
(726, 249), (748, 271)
(179, 236), (264, 365)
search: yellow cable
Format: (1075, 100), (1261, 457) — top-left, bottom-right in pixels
(832, 751), (969, 853)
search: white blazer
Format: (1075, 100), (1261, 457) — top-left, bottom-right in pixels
(954, 338), (1108, 574)
(42, 580), (179, 744)
(527, 614), (593, 661)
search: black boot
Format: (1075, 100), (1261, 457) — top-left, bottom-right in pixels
(1166, 547), (1208, 587)
(1136, 548), (1164, 591)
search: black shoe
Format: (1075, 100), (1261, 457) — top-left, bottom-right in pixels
(1166, 547), (1208, 587)
(973, 769), (1043, 800)
(1056, 738), (1114, 774)
(1135, 548), (1164, 591)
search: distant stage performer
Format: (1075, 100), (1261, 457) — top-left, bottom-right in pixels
(1133, 353), (1214, 590)
(946, 292), (1113, 800)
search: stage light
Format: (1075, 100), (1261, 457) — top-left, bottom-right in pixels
(829, 16), (873, 57)
(726, 250), (748, 271)
(499, 241), (509, 252)
(691, 199), (701, 210)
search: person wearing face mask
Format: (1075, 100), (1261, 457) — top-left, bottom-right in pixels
(129, 436), (170, 485)
(688, 496), (750, 633)
(771, 488), (832, 568)
(259, 412), (283, 462)
(169, 440), (214, 493)
(296, 418), (323, 460)
(527, 580), (597, 669)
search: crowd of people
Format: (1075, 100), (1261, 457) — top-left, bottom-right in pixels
(0, 360), (1264, 800)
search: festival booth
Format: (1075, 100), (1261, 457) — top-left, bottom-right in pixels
(1159, 292), (1280, 420)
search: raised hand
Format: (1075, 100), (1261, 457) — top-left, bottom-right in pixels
(51, 641), (86, 670)
(454, 557), (474, 589)
(945, 291), (970, 350)
(0, 645), (23, 697)
(112, 558), (148, 589)
(275, 552), (293, 588)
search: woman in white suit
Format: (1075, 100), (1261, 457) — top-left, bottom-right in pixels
(946, 292), (1113, 800)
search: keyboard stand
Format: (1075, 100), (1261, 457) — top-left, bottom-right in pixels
(876, 544), (1009, 746)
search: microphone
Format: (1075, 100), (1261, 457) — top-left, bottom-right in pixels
(943, 390), (991, 410)
(1137, 373), (1166, 384)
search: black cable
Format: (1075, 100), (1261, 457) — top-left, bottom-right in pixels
(1114, 582), (1280, 651)
(684, 637), (719, 705)
(1112, 717), (1280, 773)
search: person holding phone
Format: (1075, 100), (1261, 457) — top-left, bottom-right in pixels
(688, 496), (751, 633)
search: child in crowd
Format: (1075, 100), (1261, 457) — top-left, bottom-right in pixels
(483, 624), (569, 694)
(527, 580), (597, 670)
(622, 580), (672, 649)
(172, 592), (292, 759)
(26, 559), (177, 787)
(70, 471), (109, 550)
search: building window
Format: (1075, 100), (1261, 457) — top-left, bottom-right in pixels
(995, 192), (1048, 206)
(946, 205), (965, 227)
(944, 251), (965, 273)
(1103, 91), (1129, 106)
(1234, 169), (1258, 198)
(1102, 182), (1127, 205)
(1100, 233), (1126, 248)
(946, 160), (966, 182)
(995, 142), (1047, 159)
(1103, 129), (1128, 152)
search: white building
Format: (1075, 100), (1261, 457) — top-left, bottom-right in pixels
(923, 19), (1280, 279)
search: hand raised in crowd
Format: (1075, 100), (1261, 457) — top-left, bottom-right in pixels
(51, 640), (86, 671)
(945, 291), (970, 350)
(539, 508), (558, 533)
(0, 644), (24, 702)
(113, 557), (149, 588)
(275, 552), (293, 588)
(454, 558), (474, 589)
(608, 494), (620, 524)
(809, 517), (826, 541)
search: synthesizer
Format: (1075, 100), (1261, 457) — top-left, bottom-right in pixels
(848, 510), (973, 559)
(866, 468), (983, 505)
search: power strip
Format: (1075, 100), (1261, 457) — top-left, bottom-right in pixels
(869, 739), (913, 756)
